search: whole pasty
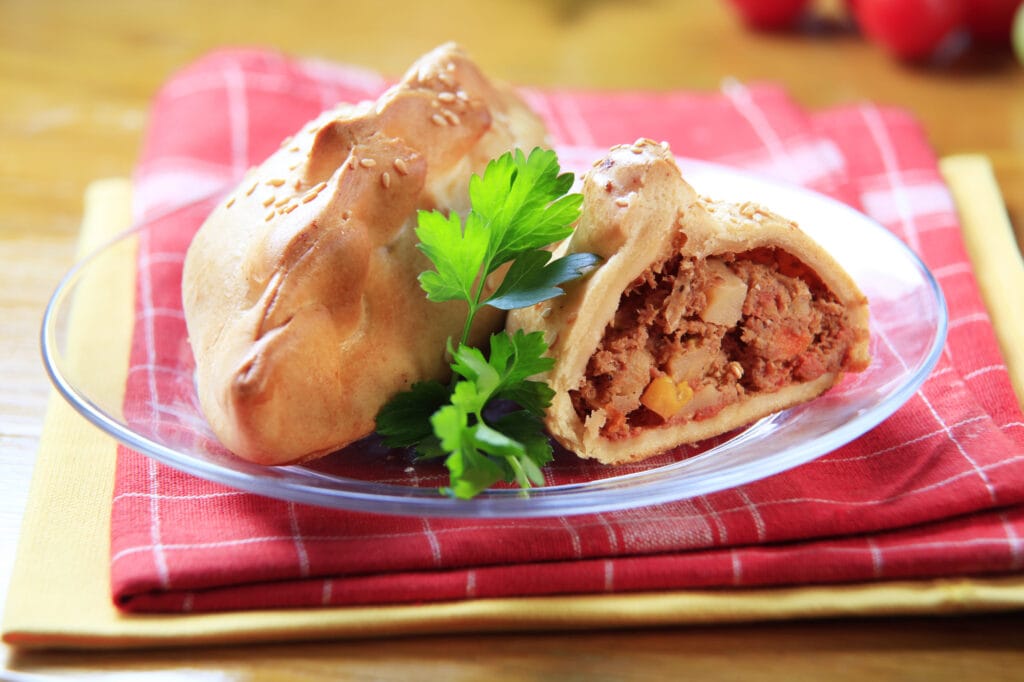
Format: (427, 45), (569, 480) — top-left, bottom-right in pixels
(507, 140), (870, 464)
(182, 44), (548, 464)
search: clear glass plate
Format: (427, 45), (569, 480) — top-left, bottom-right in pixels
(41, 158), (947, 518)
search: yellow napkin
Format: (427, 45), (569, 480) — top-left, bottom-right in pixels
(4, 160), (1024, 650)
(939, 155), (1024, 410)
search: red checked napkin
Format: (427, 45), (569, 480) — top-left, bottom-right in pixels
(111, 49), (1024, 612)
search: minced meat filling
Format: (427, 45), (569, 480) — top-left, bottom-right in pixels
(570, 247), (853, 440)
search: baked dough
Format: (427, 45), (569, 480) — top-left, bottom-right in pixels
(182, 43), (548, 465)
(507, 140), (870, 464)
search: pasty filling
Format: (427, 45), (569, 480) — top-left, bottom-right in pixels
(570, 244), (858, 440)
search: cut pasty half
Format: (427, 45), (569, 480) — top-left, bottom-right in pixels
(507, 140), (870, 465)
(182, 44), (548, 465)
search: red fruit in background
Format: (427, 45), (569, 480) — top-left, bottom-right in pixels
(854, 0), (965, 60)
(726, 0), (812, 30)
(965, 0), (1023, 44)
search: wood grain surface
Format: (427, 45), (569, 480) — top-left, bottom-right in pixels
(2, 0), (1023, 679)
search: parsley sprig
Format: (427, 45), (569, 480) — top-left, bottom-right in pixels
(375, 148), (599, 499)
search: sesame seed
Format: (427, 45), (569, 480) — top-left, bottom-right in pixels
(393, 158), (409, 175)
(630, 146), (643, 155)
(275, 196), (290, 207)
(279, 136), (293, 148)
(289, 145), (301, 152)
(437, 91), (457, 103)
(264, 211), (275, 221)
(437, 72), (455, 88)
(431, 113), (448, 126)
(359, 158), (377, 168)
(288, 162), (300, 170)
(380, 171), (391, 189)
(739, 201), (759, 219)
(445, 61), (456, 72)
(634, 137), (647, 147)
(615, 197), (630, 207)
(660, 141), (670, 151)
(442, 109), (460, 125)
(301, 183), (326, 204)
(225, 196), (235, 208)
(456, 90), (469, 101)
(245, 181), (258, 196)
(540, 307), (552, 319)
(266, 178), (286, 187)
(262, 195), (275, 207)
(299, 182), (323, 202)
(283, 204), (297, 214)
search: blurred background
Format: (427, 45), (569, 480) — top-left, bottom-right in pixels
(3, 0), (1022, 237)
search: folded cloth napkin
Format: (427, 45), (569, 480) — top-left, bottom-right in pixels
(111, 49), (1024, 613)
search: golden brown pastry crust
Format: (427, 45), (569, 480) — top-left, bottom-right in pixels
(507, 140), (870, 465)
(182, 43), (548, 465)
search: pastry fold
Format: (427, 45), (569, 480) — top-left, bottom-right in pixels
(507, 140), (870, 464)
(182, 43), (547, 464)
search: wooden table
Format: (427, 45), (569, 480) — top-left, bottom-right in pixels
(2, 1), (1023, 678)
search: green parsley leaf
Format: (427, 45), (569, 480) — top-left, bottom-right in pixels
(433, 409), (506, 499)
(486, 250), (601, 311)
(375, 380), (449, 449)
(374, 147), (599, 499)
(442, 441), (506, 499)
(449, 344), (500, 394)
(493, 410), (553, 486)
(495, 379), (555, 418)
(416, 210), (488, 304)
(473, 148), (582, 268)
(485, 330), (554, 394)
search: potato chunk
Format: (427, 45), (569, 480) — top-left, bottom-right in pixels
(700, 258), (748, 327)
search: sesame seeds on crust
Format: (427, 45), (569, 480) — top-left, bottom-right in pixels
(240, 48), (486, 230)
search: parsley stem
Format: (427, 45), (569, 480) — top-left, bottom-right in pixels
(458, 303), (477, 349)
(506, 455), (531, 490)
(459, 257), (494, 348)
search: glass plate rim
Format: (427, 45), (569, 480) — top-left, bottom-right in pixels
(40, 157), (949, 518)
